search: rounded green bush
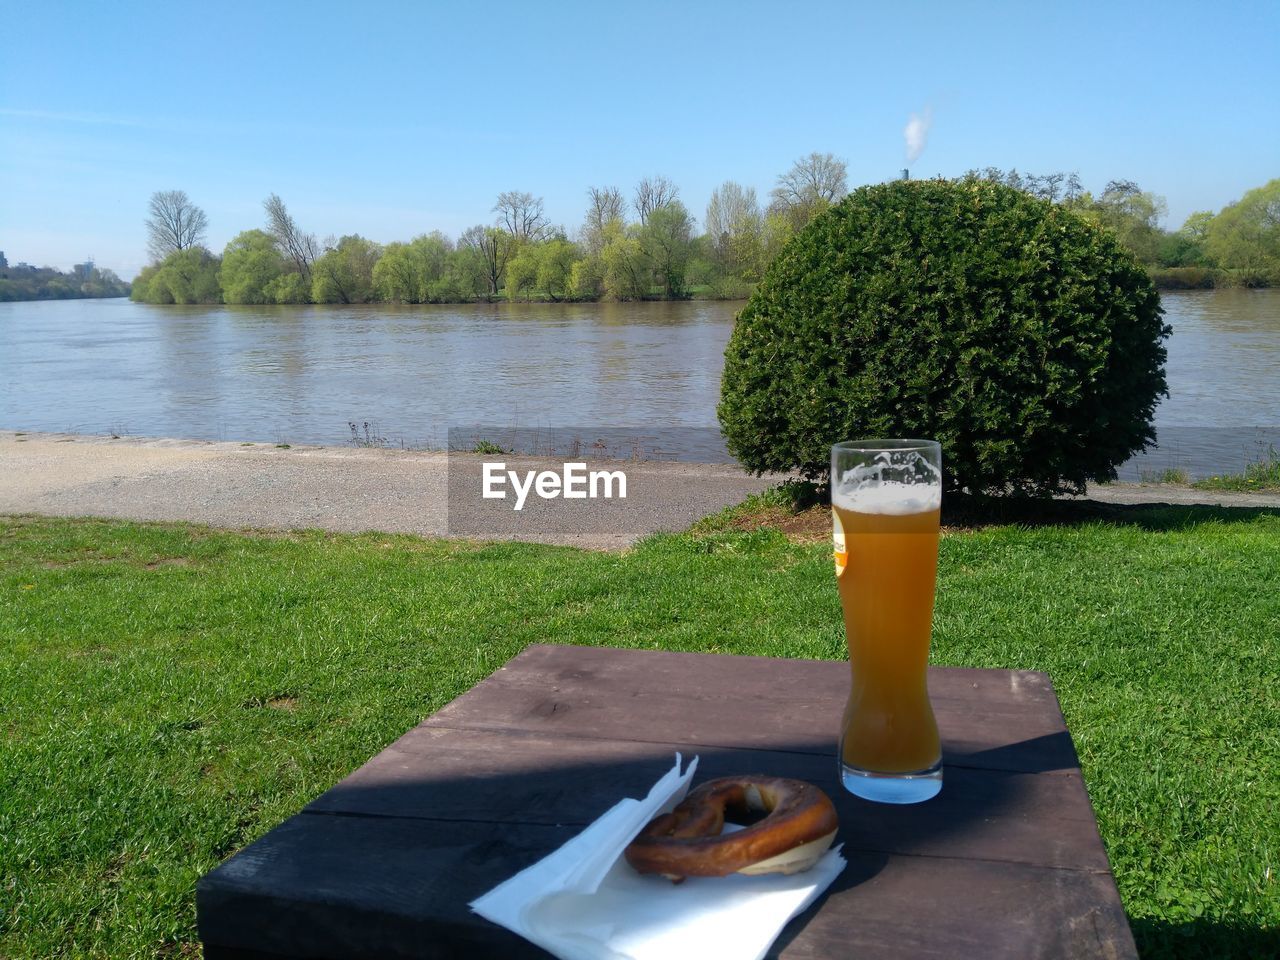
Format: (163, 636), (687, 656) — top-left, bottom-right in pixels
(718, 179), (1170, 495)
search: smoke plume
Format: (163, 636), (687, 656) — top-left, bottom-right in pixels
(903, 107), (933, 164)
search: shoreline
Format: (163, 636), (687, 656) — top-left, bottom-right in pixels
(3, 431), (1277, 541)
(0, 430), (775, 549)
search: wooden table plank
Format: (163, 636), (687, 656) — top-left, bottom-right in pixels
(304, 726), (1108, 871)
(199, 815), (1130, 960)
(198, 644), (1135, 960)
(426, 645), (1079, 775)
(199, 814), (563, 959)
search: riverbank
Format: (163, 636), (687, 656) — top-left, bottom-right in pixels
(0, 431), (775, 548)
(4, 431), (1279, 547)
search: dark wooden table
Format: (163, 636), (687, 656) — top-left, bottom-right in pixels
(197, 644), (1136, 959)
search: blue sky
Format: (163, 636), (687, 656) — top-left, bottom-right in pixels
(2, 0), (1277, 277)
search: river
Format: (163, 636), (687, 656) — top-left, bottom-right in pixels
(1, 291), (1276, 478)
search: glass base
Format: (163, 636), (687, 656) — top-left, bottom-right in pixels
(840, 759), (943, 804)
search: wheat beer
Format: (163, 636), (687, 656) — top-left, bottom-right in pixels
(832, 440), (943, 803)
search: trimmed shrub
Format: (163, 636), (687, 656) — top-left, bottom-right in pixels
(718, 179), (1170, 495)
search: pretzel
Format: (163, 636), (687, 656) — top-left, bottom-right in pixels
(624, 776), (839, 881)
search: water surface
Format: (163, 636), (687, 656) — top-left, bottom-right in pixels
(1, 291), (1276, 477)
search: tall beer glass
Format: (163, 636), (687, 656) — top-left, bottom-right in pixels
(832, 439), (943, 803)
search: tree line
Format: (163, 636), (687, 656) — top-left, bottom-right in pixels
(963, 169), (1279, 288)
(0, 252), (129, 302)
(130, 163), (1279, 306)
(129, 154), (848, 305)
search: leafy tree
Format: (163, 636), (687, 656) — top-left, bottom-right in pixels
(1155, 232), (1208, 268)
(601, 230), (647, 300)
(311, 235), (381, 304)
(1151, 211), (1216, 270)
(684, 234), (722, 295)
(429, 252), (486, 302)
(1205, 178), (1280, 281)
(373, 232), (453, 302)
(1180, 211), (1214, 243)
(768, 153), (847, 231)
(1086, 180), (1168, 264)
(535, 239), (579, 300)
(146, 190), (209, 263)
(129, 264), (160, 303)
(762, 210), (795, 264)
(638, 201), (694, 298)
(264, 194), (319, 282)
(508, 238), (580, 300)
(570, 252), (607, 299)
(1, 261), (129, 301)
(265, 272), (311, 304)
(633, 176), (679, 225)
(135, 247), (222, 304)
(220, 230), (287, 304)
(505, 246), (539, 299)
(458, 225), (515, 298)
(372, 242), (418, 302)
(719, 179), (1169, 496)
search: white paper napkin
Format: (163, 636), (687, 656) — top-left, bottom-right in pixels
(470, 755), (846, 960)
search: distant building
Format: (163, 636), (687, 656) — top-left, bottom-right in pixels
(0, 250), (7, 269)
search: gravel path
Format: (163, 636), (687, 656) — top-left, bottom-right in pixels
(2, 431), (1275, 548)
(0, 431), (776, 549)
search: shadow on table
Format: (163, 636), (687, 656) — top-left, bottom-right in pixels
(942, 496), (1280, 533)
(217, 730), (1093, 957)
(1128, 917), (1280, 960)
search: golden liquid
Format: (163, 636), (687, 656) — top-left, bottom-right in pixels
(834, 502), (941, 773)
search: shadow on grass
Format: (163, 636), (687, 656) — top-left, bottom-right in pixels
(941, 495), (1280, 533)
(716, 485), (1280, 541)
(1130, 917), (1280, 959)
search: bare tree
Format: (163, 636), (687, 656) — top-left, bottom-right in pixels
(965, 167), (1084, 206)
(769, 153), (847, 215)
(634, 176), (680, 225)
(582, 186), (627, 253)
(493, 191), (548, 242)
(1063, 172), (1085, 204)
(264, 193), (319, 281)
(1036, 172), (1066, 202)
(706, 182), (761, 249)
(706, 181), (764, 279)
(146, 190), (208, 262)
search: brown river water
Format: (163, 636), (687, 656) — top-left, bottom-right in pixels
(1, 290), (1276, 479)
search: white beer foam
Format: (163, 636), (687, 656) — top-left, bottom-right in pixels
(833, 481), (941, 516)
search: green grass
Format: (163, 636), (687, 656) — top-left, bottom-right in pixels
(1194, 446), (1280, 493)
(2, 510), (1279, 958)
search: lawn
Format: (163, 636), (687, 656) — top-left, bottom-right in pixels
(1, 509), (1278, 958)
